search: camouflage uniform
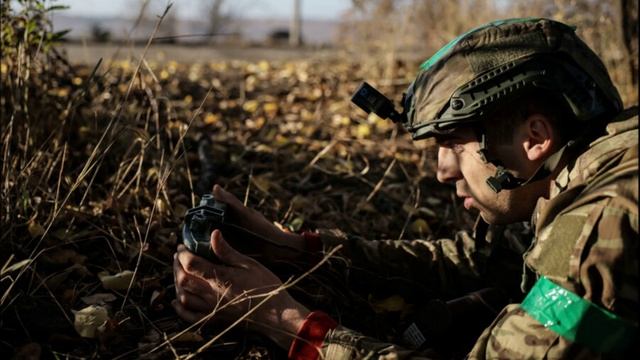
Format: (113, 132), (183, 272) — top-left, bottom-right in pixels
(318, 219), (531, 302)
(469, 114), (639, 359)
(313, 110), (638, 360)
(302, 18), (638, 359)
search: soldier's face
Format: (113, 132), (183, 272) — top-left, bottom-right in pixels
(434, 126), (542, 225)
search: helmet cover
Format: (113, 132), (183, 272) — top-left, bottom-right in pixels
(405, 18), (622, 140)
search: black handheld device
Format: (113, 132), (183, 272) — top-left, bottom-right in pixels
(182, 194), (227, 261)
(181, 194), (276, 262)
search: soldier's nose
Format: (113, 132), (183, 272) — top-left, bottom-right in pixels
(436, 147), (461, 183)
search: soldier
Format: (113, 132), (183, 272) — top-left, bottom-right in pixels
(173, 18), (638, 358)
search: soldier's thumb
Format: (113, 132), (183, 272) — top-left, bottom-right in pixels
(210, 229), (244, 265)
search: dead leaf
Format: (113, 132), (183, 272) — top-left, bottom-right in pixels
(410, 218), (431, 236)
(251, 175), (271, 193)
(13, 342), (41, 360)
(81, 293), (118, 305)
(371, 295), (406, 313)
(150, 289), (165, 311)
(415, 207), (437, 218)
(242, 100), (259, 113)
(51, 228), (71, 240)
(73, 305), (109, 338)
(28, 219), (45, 238)
(263, 102), (278, 117)
(290, 195), (309, 210)
(354, 124), (371, 139)
(204, 112), (220, 124)
(43, 249), (87, 266)
(98, 270), (135, 291)
(355, 200), (377, 213)
(173, 331), (204, 343)
(402, 204), (418, 216)
(288, 217), (305, 232)
(154, 198), (168, 214)
(1, 257), (32, 276)
(426, 197), (442, 206)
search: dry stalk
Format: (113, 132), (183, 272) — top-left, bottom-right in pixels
(244, 166), (254, 206)
(365, 157), (396, 202)
(304, 139), (338, 171)
(53, 143), (67, 216)
(121, 70), (215, 306)
(121, 151), (168, 311)
(1, 2), (175, 308)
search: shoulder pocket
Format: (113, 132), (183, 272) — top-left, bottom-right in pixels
(528, 202), (607, 283)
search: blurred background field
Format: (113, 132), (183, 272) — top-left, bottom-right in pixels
(1, 0), (637, 358)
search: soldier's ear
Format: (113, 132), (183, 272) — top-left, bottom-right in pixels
(522, 114), (554, 161)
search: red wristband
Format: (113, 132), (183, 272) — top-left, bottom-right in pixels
(301, 231), (322, 253)
(288, 311), (338, 360)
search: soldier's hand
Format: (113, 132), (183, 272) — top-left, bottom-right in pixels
(172, 229), (309, 349)
(213, 184), (306, 255)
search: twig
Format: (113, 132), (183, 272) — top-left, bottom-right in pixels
(304, 139), (338, 171)
(366, 157), (396, 202)
(244, 166), (254, 206)
(52, 143), (67, 216)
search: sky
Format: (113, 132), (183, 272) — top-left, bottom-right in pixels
(55, 0), (352, 20)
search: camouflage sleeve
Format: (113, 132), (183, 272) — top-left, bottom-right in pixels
(468, 190), (639, 358)
(315, 222), (531, 299)
(316, 227), (485, 298)
(318, 325), (441, 359)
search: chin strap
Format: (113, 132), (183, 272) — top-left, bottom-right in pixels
(474, 129), (527, 193)
(485, 139), (580, 192)
(486, 166), (525, 192)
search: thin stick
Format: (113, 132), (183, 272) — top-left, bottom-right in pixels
(366, 157), (396, 202)
(244, 166), (254, 206)
(305, 139), (338, 171)
(53, 143), (67, 215)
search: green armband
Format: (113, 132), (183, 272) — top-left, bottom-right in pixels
(521, 276), (637, 353)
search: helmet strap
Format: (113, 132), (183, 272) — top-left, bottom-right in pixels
(475, 130), (490, 163)
(486, 166), (525, 192)
(472, 125), (527, 193)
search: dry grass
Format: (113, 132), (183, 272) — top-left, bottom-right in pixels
(1, 1), (636, 358)
(0, 3), (469, 358)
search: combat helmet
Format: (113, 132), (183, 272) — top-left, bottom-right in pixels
(352, 17), (624, 192)
(404, 17), (621, 138)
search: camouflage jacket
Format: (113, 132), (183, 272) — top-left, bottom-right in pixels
(312, 114), (638, 359)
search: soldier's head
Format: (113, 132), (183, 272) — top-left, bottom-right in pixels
(402, 18), (622, 224)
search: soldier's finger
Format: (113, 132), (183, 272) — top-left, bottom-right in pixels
(211, 230), (247, 266)
(172, 299), (208, 324)
(174, 256), (213, 293)
(175, 288), (212, 313)
(176, 246), (216, 280)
